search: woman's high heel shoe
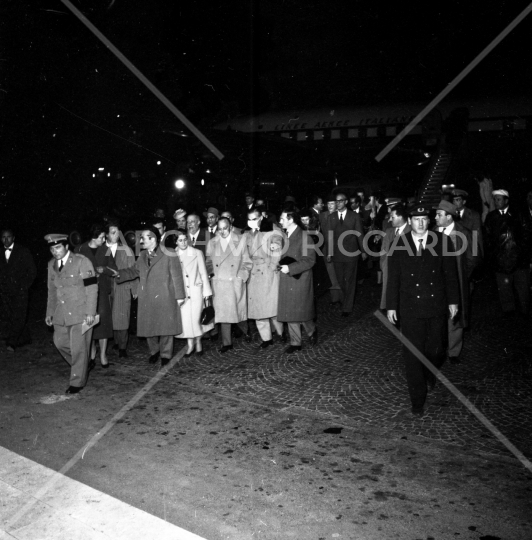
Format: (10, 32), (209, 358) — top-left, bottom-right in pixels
(184, 346), (195, 358)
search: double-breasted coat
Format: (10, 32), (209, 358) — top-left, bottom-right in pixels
(117, 246), (185, 337)
(206, 232), (252, 323)
(277, 226), (316, 323)
(386, 231), (460, 318)
(110, 244), (138, 331)
(176, 245), (213, 338)
(379, 224), (411, 309)
(243, 221), (283, 320)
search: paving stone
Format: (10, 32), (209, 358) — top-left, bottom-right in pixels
(110, 273), (531, 461)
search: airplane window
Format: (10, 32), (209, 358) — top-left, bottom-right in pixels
(331, 130), (341, 139)
(297, 131), (306, 141)
(314, 130), (324, 140)
(348, 128), (358, 138)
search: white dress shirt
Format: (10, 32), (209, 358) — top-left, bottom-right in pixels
(4, 243), (13, 261)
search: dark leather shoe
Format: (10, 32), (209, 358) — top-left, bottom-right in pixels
(341, 312), (350, 318)
(88, 360), (96, 372)
(148, 353), (159, 364)
(101, 362), (110, 369)
(411, 406), (424, 417)
(184, 348), (195, 358)
(232, 326), (244, 339)
(220, 344), (234, 354)
(161, 357), (171, 366)
(277, 331), (287, 343)
(284, 345), (302, 354)
(66, 386), (83, 394)
(118, 349), (128, 358)
(259, 340), (273, 349)
(196, 350), (204, 357)
(427, 373), (437, 391)
(310, 329), (318, 346)
(244, 331), (252, 343)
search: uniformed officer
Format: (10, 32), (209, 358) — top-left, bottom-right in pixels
(386, 205), (459, 417)
(45, 234), (98, 394)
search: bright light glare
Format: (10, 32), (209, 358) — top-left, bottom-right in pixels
(98, 167), (105, 171)
(206, 169), (211, 173)
(157, 161), (161, 165)
(201, 179), (205, 186)
(175, 179), (185, 189)
(107, 173), (111, 177)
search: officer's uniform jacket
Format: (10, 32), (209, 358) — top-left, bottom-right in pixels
(386, 231), (459, 318)
(46, 252), (98, 326)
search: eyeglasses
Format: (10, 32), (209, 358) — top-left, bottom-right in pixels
(336, 199), (346, 202)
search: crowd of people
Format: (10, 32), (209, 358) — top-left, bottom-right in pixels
(1, 184), (531, 415)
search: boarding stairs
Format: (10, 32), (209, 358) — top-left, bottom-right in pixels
(417, 149), (452, 206)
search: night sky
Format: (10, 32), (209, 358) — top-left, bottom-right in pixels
(2, 0), (532, 239)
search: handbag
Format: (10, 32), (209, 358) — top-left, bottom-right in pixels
(200, 297), (215, 325)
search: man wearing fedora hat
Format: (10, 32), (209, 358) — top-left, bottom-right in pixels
(434, 200), (478, 364)
(387, 204), (459, 417)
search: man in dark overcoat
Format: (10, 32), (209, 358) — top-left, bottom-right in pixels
(485, 189), (530, 316)
(434, 200), (478, 364)
(386, 205), (459, 417)
(452, 188), (483, 258)
(326, 193), (365, 316)
(277, 209), (318, 353)
(116, 227), (186, 366)
(1, 228), (37, 351)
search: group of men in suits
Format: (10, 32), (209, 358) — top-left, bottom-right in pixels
(165, 204), (319, 354)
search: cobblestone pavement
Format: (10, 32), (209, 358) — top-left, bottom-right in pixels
(112, 270), (532, 462)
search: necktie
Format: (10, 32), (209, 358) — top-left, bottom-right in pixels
(417, 239), (423, 255)
(59, 260), (64, 271)
(192, 237), (196, 246)
(394, 228), (399, 237)
(339, 213), (344, 224)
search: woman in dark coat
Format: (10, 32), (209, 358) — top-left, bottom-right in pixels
(76, 224), (117, 367)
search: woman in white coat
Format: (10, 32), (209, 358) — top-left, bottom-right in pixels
(175, 230), (213, 356)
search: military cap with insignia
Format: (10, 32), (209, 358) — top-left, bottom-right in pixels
(408, 204), (430, 217)
(451, 188), (468, 198)
(44, 233), (68, 246)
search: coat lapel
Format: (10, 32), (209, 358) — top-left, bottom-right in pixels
(218, 233), (240, 265)
(183, 246), (198, 269)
